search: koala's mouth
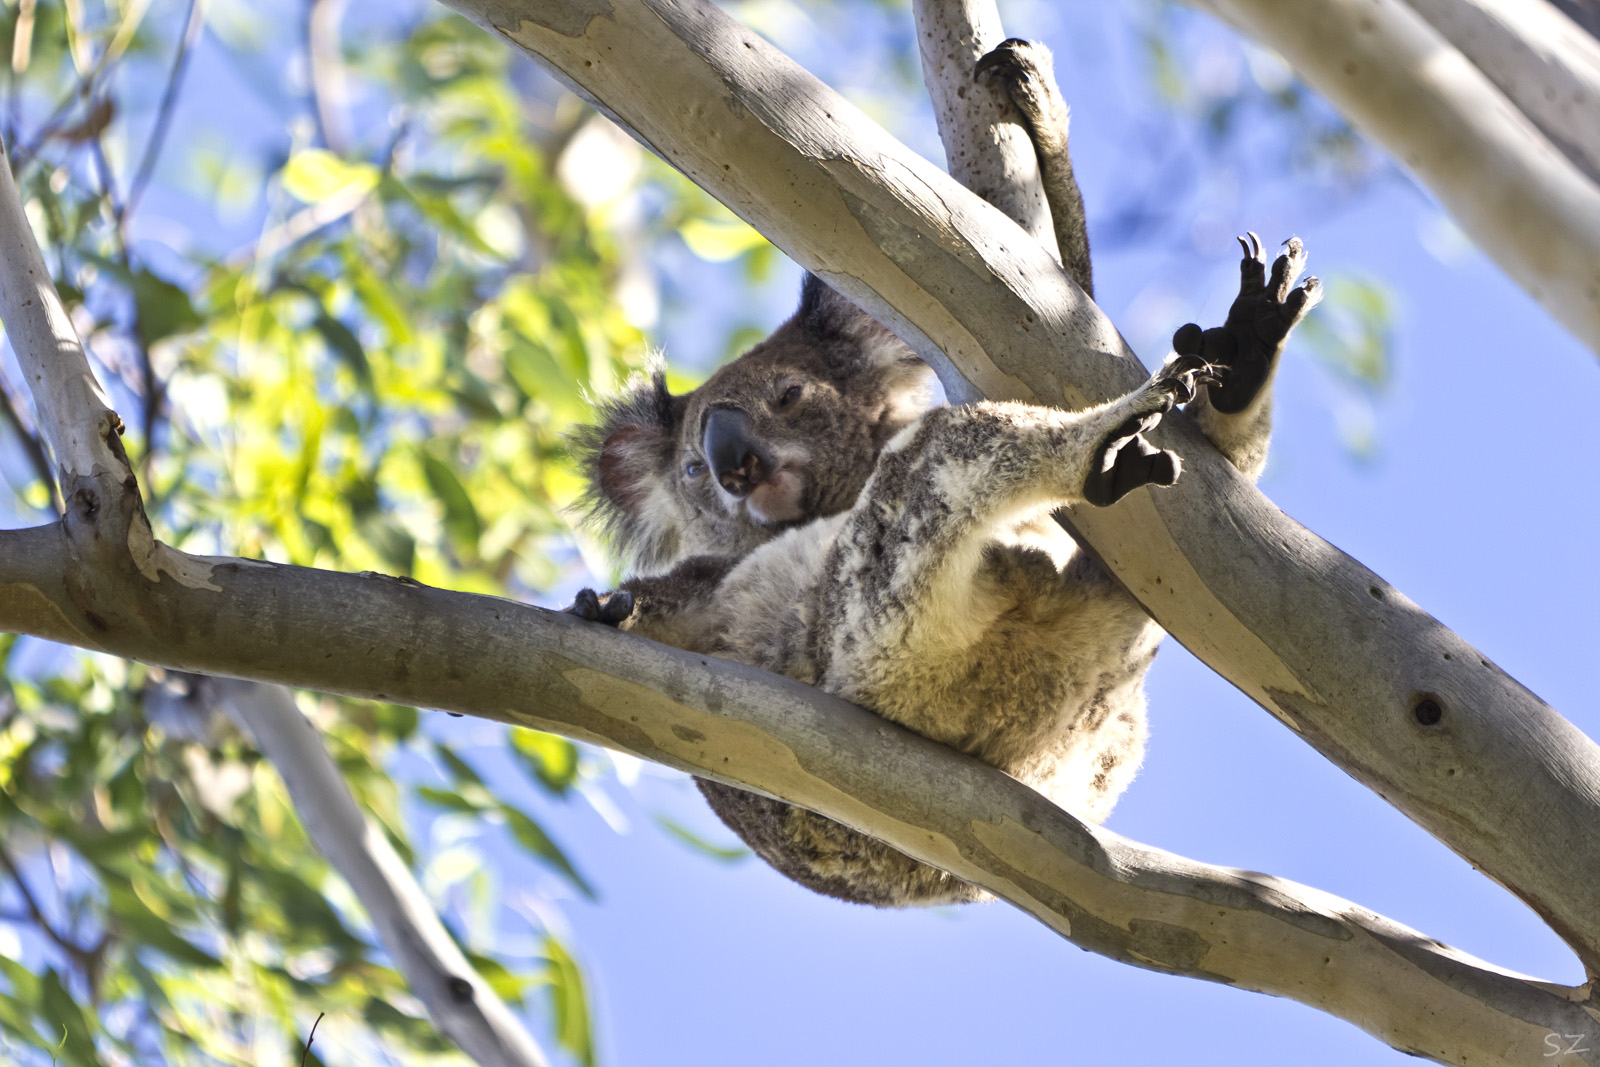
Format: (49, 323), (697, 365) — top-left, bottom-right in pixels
(742, 467), (806, 526)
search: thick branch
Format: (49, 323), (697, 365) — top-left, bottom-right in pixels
(0, 137), (125, 482)
(910, 0), (1055, 250)
(1403, 0), (1600, 184)
(437, 0), (1600, 976)
(214, 680), (550, 1067)
(1180, 0), (1600, 355)
(0, 527), (1594, 1066)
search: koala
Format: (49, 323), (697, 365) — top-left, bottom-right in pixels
(566, 41), (1321, 906)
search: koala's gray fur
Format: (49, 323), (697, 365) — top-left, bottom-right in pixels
(568, 40), (1320, 907)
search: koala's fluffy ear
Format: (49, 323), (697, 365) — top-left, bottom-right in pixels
(569, 363), (684, 567)
(796, 274), (935, 411)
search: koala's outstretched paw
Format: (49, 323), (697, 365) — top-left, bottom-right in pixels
(975, 38), (1062, 134)
(564, 588), (636, 627)
(1083, 359), (1217, 507)
(1172, 233), (1322, 416)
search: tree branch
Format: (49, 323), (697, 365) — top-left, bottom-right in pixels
(212, 679), (551, 1067)
(1179, 0), (1600, 355)
(910, 0), (1055, 251)
(1402, 0), (1600, 185)
(0, 137), (126, 484)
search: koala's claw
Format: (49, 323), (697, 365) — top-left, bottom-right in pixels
(1173, 233), (1321, 416)
(564, 588), (635, 627)
(1158, 353), (1223, 405)
(975, 38), (1058, 127)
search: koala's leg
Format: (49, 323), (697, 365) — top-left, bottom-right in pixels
(1173, 234), (1322, 480)
(976, 38), (1093, 298)
(815, 358), (1213, 701)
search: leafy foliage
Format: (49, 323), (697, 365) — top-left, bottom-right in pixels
(0, 1), (774, 1063)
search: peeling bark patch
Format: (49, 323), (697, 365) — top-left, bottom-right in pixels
(0, 582), (92, 647)
(672, 724), (706, 744)
(499, 0), (613, 39)
(1126, 918), (1212, 971)
(543, 659), (695, 758)
(144, 544), (224, 591)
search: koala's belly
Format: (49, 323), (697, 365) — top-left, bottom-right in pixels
(846, 539), (1161, 804)
(717, 525), (1160, 815)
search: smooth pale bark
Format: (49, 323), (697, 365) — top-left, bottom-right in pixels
(0, 139), (123, 482)
(1181, 0), (1600, 356)
(0, 526), (1595, 1067)
(217, 680), (551, 1067)
(911, 0), (1056, 255)
(1404, 0), (1600, 183)
(0, 134), (552, 1067)
(437, 0), (1600, 977)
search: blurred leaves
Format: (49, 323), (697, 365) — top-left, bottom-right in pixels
(1298, 274), (1398, 460)
(0, 0), (751, 1061)
(653, 814), (750, 864)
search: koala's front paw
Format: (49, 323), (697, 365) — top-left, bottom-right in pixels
(564, 588), (636, 627)
(975, 38), (1063, 135)
(1083, 360), (1218, 507)
(1172, 233), (1322, 415)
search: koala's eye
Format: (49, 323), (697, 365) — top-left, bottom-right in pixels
(776, 384), (804, 408)
(684, 459), (706, 478)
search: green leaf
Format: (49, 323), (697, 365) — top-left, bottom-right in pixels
(415, 785), (485, 813)
(654, 814), (750, 864)
(498, 803), (595, 899)
(544, 936), (595, 1067)
(679, 212), (769, 262)
(507, 729), (579, 795)
(419, 451), (484, 548)
(313, 314), (374, 391)
(281, 149), (381, 204)
(433, 742), (486, 788)
(1300, 275), (1395, 393)
(104, 883), (223, 970)
(39, 969), (103, 1066)
(131, 268), (203, 345)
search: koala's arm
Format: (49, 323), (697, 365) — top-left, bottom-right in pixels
(1174, 234), (1322, 481)
(814, 359), (1212, 701)
(565, 555), (741, 655)
(976, 39), (1093, 299)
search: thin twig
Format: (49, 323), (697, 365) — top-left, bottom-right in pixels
(0, 842), (97, 972)
(125, 0), (208, 223)
(300, 1012), (324, 1067)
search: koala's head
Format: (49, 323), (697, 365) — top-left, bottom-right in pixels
(572, 275), (935, 575)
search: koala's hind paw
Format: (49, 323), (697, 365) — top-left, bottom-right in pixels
(1173, 233), (1322, 415)
(975, 38), (1061, 132)
(564, 588), (636, 627)
(1083, 362), (1215, 507)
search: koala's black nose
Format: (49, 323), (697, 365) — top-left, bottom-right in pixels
(703, 406), (772, 498)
